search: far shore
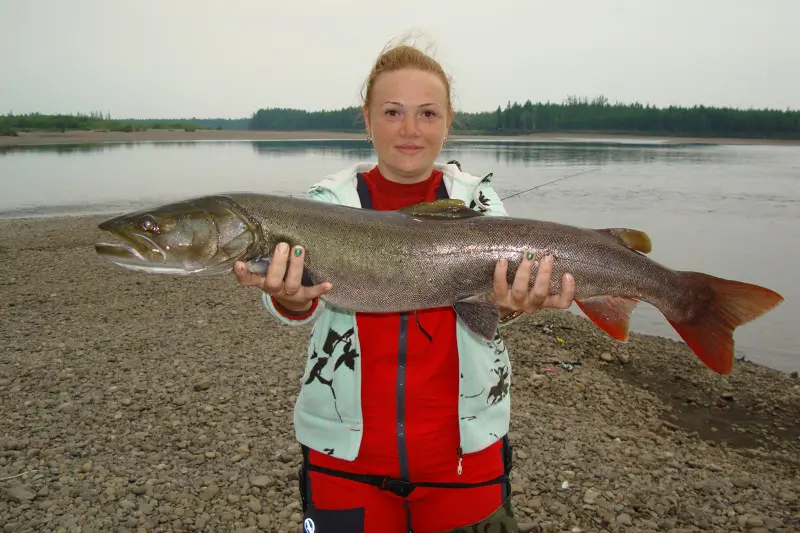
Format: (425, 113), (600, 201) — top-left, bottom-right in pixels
(2, 128), (800, 147)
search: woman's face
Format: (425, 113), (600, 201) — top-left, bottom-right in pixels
(364, 68), (451, 182)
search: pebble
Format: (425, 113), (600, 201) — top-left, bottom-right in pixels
(193, 379), (212, 391)
(1, 223), (798, 533)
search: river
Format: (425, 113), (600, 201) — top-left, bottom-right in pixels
(1, 138), (797, 373)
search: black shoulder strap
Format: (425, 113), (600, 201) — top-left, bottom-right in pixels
(356, 172), (373, 210)
(436, 177), (450, 199)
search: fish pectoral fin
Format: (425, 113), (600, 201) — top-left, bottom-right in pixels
(596, 228), (652, 254)
(453, 299), (500, 340)
(398, 199), (485, 220)
(245, 256), (317, 286)
(575, 295), (639, 342)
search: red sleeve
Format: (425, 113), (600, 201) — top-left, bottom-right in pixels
(271, 296), (319, 321)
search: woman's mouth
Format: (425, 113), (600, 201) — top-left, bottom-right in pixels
(396, 144), (422, 154)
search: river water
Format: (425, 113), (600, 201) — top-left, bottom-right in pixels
(1, 138), (797, 373)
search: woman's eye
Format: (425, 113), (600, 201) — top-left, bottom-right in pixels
(384, 109), (400, 117)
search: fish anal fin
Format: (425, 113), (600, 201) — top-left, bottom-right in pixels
(453, 299), (500, 340)
(597, 228), (652, 254)
(575, 295), (639, 341)
(399, 199), (485, 219)
(667, 272), (783, 375)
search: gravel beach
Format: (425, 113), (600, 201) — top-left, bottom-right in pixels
(0, 215), (798, 533)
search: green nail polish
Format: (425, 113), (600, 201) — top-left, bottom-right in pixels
(294, 247), (302, 257)
(526, 251), (534, 261)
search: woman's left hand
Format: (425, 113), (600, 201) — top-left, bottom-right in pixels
(492, 253), (576, 314)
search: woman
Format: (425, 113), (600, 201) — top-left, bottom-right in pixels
(234, 41), (575, 533)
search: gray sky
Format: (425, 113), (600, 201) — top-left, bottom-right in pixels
(2, 0), (798, 119)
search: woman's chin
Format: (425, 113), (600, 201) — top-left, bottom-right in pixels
(385, 155), (434, 178)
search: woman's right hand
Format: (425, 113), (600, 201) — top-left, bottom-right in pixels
(233, 242), (332, 313)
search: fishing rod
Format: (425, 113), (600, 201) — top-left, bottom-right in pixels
(500, 166), (601, 202)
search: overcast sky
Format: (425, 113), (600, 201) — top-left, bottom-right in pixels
(2, 0), (798, 119)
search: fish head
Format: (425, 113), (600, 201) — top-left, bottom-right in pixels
(95, 195), (258, 275)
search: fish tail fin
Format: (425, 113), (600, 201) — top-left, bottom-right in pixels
(667, 272), (783, 375)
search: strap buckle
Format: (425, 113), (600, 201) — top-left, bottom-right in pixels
(379, 477), (416, 498)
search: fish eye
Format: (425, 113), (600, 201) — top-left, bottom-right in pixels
(140, 216), (159, 233)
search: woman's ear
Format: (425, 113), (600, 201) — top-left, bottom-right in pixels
(362, 105), (371, 134)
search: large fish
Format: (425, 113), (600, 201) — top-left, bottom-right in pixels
(95, 193), (784, 374)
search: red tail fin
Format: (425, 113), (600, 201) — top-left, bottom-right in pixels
(668, 273), (784, 375)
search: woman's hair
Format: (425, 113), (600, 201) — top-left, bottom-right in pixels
(361, 35), (454, 119)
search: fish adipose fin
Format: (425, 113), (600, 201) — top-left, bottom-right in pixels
(399, 199), (485, 220)
(667, 273), (784, 375)
(575, 296), (639, 341)
(453, 298), (500, 340)
(596, 228), (652, 254)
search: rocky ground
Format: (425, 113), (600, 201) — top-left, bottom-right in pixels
(0, 215), (798, 533)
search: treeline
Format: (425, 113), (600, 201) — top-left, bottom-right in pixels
(0, 112), (209, 136)
(248, 96), (800, 139)
(249, 107), (364, 132)
(124, 117), (250, 130)
(5, 96), (799, 139)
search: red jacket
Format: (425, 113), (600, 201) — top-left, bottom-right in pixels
(275, 165), (502, 483)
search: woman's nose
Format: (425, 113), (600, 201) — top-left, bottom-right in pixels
(399, 115), (420, 136)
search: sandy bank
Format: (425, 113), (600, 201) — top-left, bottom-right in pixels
(2, 129), (799, 147)
(0, 215), (798, 532)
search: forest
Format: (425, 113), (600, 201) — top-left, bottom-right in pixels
(0, 112), (243, 135)
(4, 96), (799, 139)
(248, 96), (800, 139)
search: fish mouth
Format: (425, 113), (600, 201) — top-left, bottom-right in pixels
(95, 230), (181, 272)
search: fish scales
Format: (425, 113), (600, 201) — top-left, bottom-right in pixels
(231, 193), (685, 317)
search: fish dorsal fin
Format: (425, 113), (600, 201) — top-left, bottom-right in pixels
(398, 199), (485, 220)
(596, 228), (652, 254)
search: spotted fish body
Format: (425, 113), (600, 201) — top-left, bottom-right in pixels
(96, 192), (784, 375)
(231, 194), (663, 311)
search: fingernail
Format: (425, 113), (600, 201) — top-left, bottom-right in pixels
(526, 251), (534, 261)
(294, 246), (302, 257)
(277, 242), (288, 253)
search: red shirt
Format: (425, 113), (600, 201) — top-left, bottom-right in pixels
(277, 165), (503, 483)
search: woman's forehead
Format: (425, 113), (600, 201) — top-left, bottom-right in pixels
(372, 69), (448, 103)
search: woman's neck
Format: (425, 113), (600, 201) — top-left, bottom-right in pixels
(377, 161), (434, 184)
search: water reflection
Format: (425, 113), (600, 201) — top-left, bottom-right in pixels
(445, 141), (720, 167)
(1, 138), (721, 167)
(0, 142), (130, 156)
(250, 139), (374, 159)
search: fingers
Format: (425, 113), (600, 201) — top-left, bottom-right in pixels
(234, 243), (333, 305)
(305, 281), (334, 299)
(264, 242), (290, 294)
(510, 252), (535, 303)
(549, 273), (576, 309)
(283, 245), (306, 296)
(233, 260), (264, 287)
(526, 254), (553, 308)
(493, 259), (510, 302)
(496, 251), (575, 313)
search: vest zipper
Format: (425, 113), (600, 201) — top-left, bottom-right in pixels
(456, 446), (463, 475)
